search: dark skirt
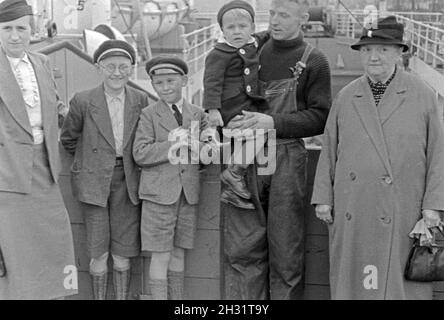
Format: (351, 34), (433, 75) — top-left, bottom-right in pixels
(0, 143), (77, 299)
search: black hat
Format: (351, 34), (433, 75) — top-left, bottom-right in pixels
(217, 0), (255, 27)
(0, 0), (33, 23)
(351, 16), (409, 52)
(145, 54), (188, 76)
(93, 40), (136, 65)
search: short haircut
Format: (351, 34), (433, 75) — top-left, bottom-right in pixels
(274, 0), (309, 13)
(222, 8), (254, 25)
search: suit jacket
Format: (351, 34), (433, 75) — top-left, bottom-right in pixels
(133, 99), (208, 205)
(0, 49), (64, 194)
(61, 84), (149, 207)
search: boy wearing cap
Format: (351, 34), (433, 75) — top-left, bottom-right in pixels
(203, 0), (269, 209)
(61, 40), (150, 300)
(133, 55), (208, 300)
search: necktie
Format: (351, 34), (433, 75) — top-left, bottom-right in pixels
(172, 104), (183, 126)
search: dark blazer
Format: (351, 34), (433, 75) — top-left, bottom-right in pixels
(133, 100), (208, 205)
(0, 49), (64, 194)
(61, 84), (149, 207)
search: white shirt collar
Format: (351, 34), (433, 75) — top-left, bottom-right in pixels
(7, 53), (30, 70)
(104, 89), (125, 103)
(167, 98), (184, 114)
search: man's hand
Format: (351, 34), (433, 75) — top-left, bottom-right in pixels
(422, 209), (442, 228)
(315, 204), (333, 224)
(208, 109), (224, 128)
(226, 111), (274, 131)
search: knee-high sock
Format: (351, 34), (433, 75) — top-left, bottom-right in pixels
(113, 268), (131, 300)
(90, 271), (108, 300)
(149, 279), (167, 300)
(167, 270), (184, 300)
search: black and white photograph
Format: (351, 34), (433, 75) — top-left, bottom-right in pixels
(0, 0), (444, 309)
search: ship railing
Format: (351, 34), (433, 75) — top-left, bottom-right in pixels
(181, 23), (221, 76)
(396, 15), (444, 69)
(396, 15), (444, 107)
(335, 10), (443, 23)
(334, 10), (444, 37)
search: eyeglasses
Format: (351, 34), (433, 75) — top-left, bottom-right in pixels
(99, 63), (132, 74)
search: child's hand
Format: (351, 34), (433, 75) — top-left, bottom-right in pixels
(208, 109), (224, 128)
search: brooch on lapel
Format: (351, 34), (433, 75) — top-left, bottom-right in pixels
(289, 61), (307, 80)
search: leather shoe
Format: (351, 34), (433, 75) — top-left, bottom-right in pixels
(220, 167), (252, 199)
(220, 188), (255, 210)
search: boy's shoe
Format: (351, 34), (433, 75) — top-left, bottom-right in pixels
(220, 166), (252, 199)
(220, 188), (255, 210)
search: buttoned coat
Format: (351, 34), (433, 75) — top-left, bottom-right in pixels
(0, 49), (64, 194)
(311, 69), (444, 299)
(203, 32), (269, 124)
(61, 84), (149, 207)
(133, 100), (208, 205)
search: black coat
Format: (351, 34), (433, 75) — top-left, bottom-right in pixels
(203, 32), (269, 124)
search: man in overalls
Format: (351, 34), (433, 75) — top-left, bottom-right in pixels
(224, 0), (332, 299)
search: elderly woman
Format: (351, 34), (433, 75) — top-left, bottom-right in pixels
(0, 0), (76, 299)
(311, 16), (444, 300)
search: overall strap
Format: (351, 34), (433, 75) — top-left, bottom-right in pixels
(300, 43), (314, 66)
(290, 43), (314, 80)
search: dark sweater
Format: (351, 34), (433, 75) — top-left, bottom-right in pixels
(259, 32), (332, 139)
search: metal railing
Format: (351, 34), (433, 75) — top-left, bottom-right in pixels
(336, 10), (443, 22)
(181, 23), (221, 76)
(398, 16), (444, 69)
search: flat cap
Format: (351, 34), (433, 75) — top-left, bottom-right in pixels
(145, 54), (188, 76)
(93, 39), (136, 65)
(0, 0), (33, 23)
(217, 0), (254, 27)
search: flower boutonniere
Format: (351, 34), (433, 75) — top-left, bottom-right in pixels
(289, 61), (307, 80)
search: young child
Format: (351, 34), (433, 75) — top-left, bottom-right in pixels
(203, 0), (269, 210)
(133, 55), (208, 300)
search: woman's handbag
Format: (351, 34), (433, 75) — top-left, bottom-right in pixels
(404, 228), (444, 282)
